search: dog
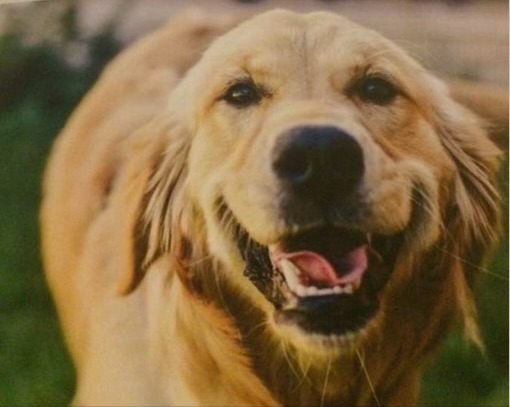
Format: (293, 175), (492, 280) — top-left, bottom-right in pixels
(41, 9), (502, 406)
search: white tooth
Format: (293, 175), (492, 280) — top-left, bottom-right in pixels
(307, 286), (319, 296)
(343, 284), (354, 295)
(295, 284), (307, 297)
(279, 259), (301, 291)
(333, 286), (343, 294)
(319, 288), (334, 296)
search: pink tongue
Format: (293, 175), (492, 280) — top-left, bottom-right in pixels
(275, 246), (368, 288)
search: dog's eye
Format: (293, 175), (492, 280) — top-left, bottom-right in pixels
(357, 76), (398, 105)
(223, 81), (262, 107)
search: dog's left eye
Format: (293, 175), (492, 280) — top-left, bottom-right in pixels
(223, 81), (262, 107)
(357, 76), (399, 105)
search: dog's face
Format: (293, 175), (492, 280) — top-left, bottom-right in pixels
(131, 11), (499, 350)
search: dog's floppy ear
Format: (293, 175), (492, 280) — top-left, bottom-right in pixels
(439, 101), (501, 246)
(446, 78), (509, 148)
(433, 86), (502, 345)
(115, 115), (190, 295)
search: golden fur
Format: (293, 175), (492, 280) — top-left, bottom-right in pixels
(41, 9), (502, 406)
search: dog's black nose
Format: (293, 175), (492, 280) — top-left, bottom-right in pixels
(272, 126), (364, 199)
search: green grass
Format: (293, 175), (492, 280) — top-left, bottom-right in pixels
(0, 107), (76, 404)
(421, 159), (509, 407)
(0, 32), (507, 406)
(0, 31), (116, 405)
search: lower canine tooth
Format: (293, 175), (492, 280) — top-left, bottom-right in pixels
(279, 259), (301, 291)
(307, 286), (319, 295)
(295, 284), (307, 297)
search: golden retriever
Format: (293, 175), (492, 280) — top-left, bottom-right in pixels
(41, 9), (502, 407)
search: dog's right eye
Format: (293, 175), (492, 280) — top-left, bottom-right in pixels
(356, 76), (399, 106)
(223, 81), (262, 107)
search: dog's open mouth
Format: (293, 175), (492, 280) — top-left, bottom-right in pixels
(269, 228), (403, 337)
(223, 204), (403, 338)
(270, 228), (369, 296)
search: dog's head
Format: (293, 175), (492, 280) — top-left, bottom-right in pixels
(120, 10), (500, 351)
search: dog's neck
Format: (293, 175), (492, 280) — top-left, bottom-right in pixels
(207, 281), (370, 406)
(158, 265), (393, 406)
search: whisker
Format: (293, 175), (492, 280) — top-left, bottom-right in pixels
(288, 346), (315, 390)
(280, 341), (307, 388)
(295, 353), (314, 389)
(356, 348), (381, 407)
(411, 187), (446, 235)
(243, 319), (270, 340)
(437, 246), (509, 281)
(320, 357), (332, 407)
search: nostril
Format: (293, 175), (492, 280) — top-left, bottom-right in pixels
(273, 147), (313, 185)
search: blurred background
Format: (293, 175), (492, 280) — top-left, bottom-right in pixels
(0, 0), (507, 405)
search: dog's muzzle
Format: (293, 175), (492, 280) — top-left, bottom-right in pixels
(226, 126), (403, 339)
